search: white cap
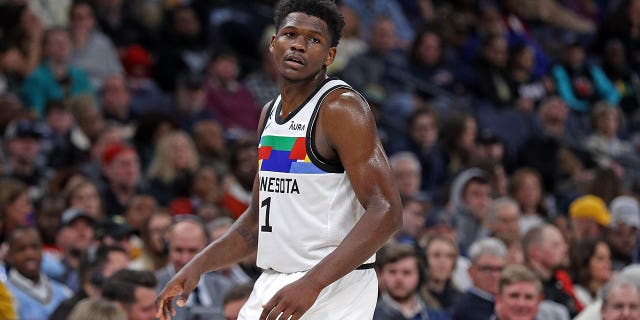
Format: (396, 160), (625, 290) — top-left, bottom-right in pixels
(610, 196), (640, 228)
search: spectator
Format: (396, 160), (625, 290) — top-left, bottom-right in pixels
(441, 113), (479, 177)
(223, 283), (254, 320)
(474, 34), (513, 108)
(129, 209), (171, 271)
(0, 178), (34, 240)
(508, 43), (554, 112)
(510, 168), (550, 236)
(601, 39), (640, 117)
(93, 0), (151, 50)
(3, 119), (48, 192)
(192, 119), (228, 175)
(174, 73), (216, 132)
(451, 237), (507, 320)
(420, 234), (461, 313)
(493, 264), (543, 320)
(102, 269), (157, 320)
(147, 130), (199, 207)
(100, 75), (135, 128)
(220, 140), (258, 219)
(20, 27), (93, 117)
(448, 167), (492, 254)
(390, 152), (424, 199)
(243, 26), (280, 107)
(123, 195), (157, 235)
(600, 275), (640, 320)
(154, 5), (209, 93)
(50, 245), (129, 320)
(68, 0), (123, 90)
(68, 298), (127, 320)
(0, 3), (44, 78)
(485, 197), (522, 244)
(120, 45), (171, 115)
(570, 238), (612, 307)
(205, 49), (261, 137)
(64, 178), (104, 220)
(373, 242), (448, 320)
(523, 224), (581, 317)
(99, 142), (144, 217)
(5, 227), (72, 320)
(395, 195), (428, 248)
(568, 195), (611, 242)
(606, 195), (640, 271)
(189, 165), (223, 216)
(50, 208), (96, 292)
(551, 40), (620, 113)
(155, 215), (238, 319)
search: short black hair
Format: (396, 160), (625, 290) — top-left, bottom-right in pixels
(102, 269), (157, 305)
(273, 0), (344, 47)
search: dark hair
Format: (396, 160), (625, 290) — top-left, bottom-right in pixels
(570, 238), (608, 292)
(223, 283), (254, 305)
(273, 0), (344, 47)
(409, 28), (441, 66)
(102, 269), (157, 305)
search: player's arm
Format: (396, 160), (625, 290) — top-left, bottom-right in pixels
(305, 88), (402, 285)
(156, 102), (271, 320)
(260, 90), (402, 320)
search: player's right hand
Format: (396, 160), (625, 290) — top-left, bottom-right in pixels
(155, 262), (201, 320)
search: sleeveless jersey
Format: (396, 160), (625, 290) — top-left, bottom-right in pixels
(256, 78), (374, 273)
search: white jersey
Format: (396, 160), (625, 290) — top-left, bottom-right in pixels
(256, 78), (374, 273)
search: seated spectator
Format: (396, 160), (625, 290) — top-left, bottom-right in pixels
(68, 298), (127, 320)
(102, 269), (158, 320)
(129, 210), (171, 271)
(50, 245), (129, 320)
(551, 40), (619, 113)
(568, 195), (611, 242)
(390, 152), (424, 199)
(220, 141), (257, 219)
(523, 224), (581, 317)
(570, 238), (612, 307)
(508, 43), (554, 112)
(243, 27), (280, 107)
(395, 195), (428, 248)
(123, 195), (157, 235)
(420, 234), (461, 313)
(147, 130), (199, 207)
(205, 49), (261, 137)
(605, 195), (640, 271)
(451, 238), (507, 320)
(5, 227), (72, 320)
(600, 275), (640, 320)
(99, 142), (144, 217)
(3, 119), (48, 192)
(485, 197), (521, 244)
(64, 178), (104, 220)
(473, 34), (513, 108)
(448, 167), (492, 255)
(601, 39), (640, 117)
(441, 114), (479, 178)
(192, 119), (228, 175)
(156, 215), (243, 319)
(493, 265), (543, 320)
(120, 45), (171, 115)
(0, 178), (34, 240)
(100, 75), (135, 129)
(68, 1), (123, 90)
(174, 73), (216, 132)
(510, 168), (550, 236)
(20, 27), (93, 117)
(0, 3), (43, 78)
(373, 242), (448, 320)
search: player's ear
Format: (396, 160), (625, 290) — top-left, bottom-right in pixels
(323, 47), (336, 67)
(269, 35), (276, 54)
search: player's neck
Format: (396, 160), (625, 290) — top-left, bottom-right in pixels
(279, 74), (327, 116)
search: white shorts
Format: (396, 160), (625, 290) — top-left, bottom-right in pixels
(238, 267), (378, 319)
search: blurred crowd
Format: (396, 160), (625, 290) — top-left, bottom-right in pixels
(0, 0), (639, 319)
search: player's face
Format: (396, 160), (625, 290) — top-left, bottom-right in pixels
(380, 257), (420, 302)
(270, 12), (336, 82)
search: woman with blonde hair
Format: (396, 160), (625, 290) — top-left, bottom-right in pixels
(147, 130), (199, 206)
(68, 298), (126, 320)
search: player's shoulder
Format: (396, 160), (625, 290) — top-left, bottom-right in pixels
(322, 86), (370, 115)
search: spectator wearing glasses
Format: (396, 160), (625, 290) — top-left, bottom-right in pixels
(452, 237), (507, 320)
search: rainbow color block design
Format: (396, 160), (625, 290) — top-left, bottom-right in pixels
(259, 136), (324, 174)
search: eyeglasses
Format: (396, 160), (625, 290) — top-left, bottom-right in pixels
(476, 265), (504, 273)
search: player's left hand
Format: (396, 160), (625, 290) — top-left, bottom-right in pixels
(260, 276), (323, 320)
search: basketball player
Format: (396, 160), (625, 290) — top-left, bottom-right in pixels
(155, 1), (402, 319)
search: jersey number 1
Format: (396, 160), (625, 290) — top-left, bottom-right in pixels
(261, 197), (272, 232)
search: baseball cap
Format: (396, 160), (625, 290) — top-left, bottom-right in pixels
(4, 119), (43, 140)
(569, 195), (611, 226)
(60, 208), (95, 227)
(96, 216), (133, 241)
(610, 195), (640, 228)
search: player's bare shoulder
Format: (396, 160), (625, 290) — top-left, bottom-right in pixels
(320, 87), (373, 128)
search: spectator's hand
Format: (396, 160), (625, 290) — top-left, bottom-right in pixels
(155, 261), (202, 320)
(259, 276), (322, 320)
